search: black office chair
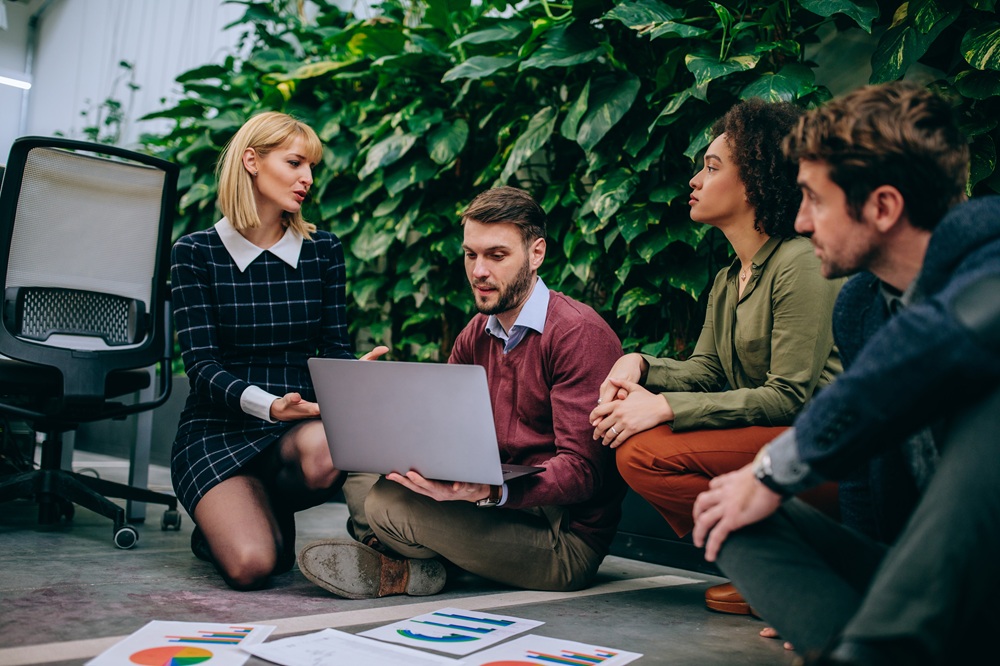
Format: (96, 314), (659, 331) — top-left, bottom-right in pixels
(0, 137), (181, 548)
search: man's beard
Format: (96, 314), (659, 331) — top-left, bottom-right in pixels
(472, 257), (534, 316)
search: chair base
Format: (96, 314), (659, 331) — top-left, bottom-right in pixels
(0, 468), (181, 549)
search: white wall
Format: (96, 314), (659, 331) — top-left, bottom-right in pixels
(0, 0), (245, 162)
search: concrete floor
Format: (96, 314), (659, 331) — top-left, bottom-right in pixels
(0, 452), (795, 665)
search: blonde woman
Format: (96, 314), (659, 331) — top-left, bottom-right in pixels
(170, 112), (383, 590)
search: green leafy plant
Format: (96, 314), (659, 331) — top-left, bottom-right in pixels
(80, 60), (140, 145)
(139, 0), (1000, 364)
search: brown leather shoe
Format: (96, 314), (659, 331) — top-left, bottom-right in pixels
(297, 538), (446, 599)
(705, 582), (752, 615)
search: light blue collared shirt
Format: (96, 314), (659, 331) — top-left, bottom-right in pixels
(485, 277), (549, 353)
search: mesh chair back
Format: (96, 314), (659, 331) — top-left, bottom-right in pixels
(0, 137), (178, 402)
(6, 146), (165, 348)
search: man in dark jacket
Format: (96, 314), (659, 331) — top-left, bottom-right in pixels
(691, 81), (1000, 664)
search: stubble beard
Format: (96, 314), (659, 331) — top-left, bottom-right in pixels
(472, 257), (535, 316)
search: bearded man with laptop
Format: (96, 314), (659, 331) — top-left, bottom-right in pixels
(297, 186), (625, 599)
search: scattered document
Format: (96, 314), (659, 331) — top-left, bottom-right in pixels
(243, 628), (457, 666)
(86, 620), (274, 666)
(457, 634), (643, 666)
(359, 606), (544, 656)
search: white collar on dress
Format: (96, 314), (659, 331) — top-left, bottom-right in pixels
(215, 217), (303, 272)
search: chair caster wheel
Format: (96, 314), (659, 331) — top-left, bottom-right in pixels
(161, 509), (182, 531)
(114, 525), (139, 549)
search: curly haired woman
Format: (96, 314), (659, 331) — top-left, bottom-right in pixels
(589, 99), (842, 618)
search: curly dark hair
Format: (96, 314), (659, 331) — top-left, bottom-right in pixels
(711, 99), (803, 238)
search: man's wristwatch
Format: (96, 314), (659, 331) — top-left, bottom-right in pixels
(752, 447), (792, 497)
(475, 484), (502, 508)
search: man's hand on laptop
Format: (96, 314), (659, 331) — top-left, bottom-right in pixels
(386, 470), (491, 503)
(270, 392), (320, 421)
(359, 345), (390, 361)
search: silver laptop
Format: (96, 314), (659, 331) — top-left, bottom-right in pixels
(308, 358), (544, 485)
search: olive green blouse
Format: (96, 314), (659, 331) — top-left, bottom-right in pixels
(640, 235), (843, 431)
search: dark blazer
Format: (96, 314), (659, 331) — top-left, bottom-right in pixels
(794, 196), (1000, 540)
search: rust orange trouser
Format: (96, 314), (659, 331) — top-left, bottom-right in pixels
(616, 424), (838, 537)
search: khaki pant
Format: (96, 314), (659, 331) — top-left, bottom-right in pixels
(342, 473), (602, 591)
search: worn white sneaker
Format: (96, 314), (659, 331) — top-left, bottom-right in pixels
(297, 538), (446, 599)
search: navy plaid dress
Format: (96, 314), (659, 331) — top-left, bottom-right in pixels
(170, 226), (352, 515)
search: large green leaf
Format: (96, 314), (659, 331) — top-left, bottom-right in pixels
(566, 241), (602, 284)
(451, 21), (531, 47)
(616, 206), (659, 244)
(635, 231), (671, 263)
(970, 135), (997, 190)
(685, 54), (760, 100)
(954, 69), (1000, 99)
(442, 55), (518, 82)
(351, 220), (396, 261)
(683, 119), (716, 161)
(797, 0), (880, 33)
(666, 258), (712, 300)
(499, 106), (558, 183)
(175, 64), (229, 83)
(560, 79), (591, 141)
(274, 59), (361, 82)
(871, 1), (960, 83)
(520, 22), (603, 70)
(179, 181), (214, 211)
(617, 287), (662, 322)
(739, 64), (816, 102)
(603, 0), (683, 27)
(359, 133), (417, 179)
(650, 89), (695, 131)
(649, 22), (709, 39)
(350, 275), (385, 309)
(576, 74), (641, 152)
(427, 118), (469, 165)
(384, 156), (439, 197)
(584, 169), (640, 227)
(962, 21), (1000, 71)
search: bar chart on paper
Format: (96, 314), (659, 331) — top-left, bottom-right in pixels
(480, 648), (618, 666)
(86, 621), (275, 666)
(459, 635), (642, 666)
(165, 627), (255, 645)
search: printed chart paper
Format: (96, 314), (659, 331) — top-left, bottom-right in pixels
(457, 634), (642, 666)
(243, 628), (457, 666)
(359, 607), (544, 656)
(85, 620), (274, 666)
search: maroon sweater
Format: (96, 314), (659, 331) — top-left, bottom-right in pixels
(449, 290), (626, 556)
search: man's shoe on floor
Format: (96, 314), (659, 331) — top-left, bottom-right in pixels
(297, 538), (446, 599)
(705, 582), (752, 615)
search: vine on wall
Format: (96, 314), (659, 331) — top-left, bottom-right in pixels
(139, 0), (1000, 362)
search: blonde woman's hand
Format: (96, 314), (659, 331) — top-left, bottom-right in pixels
(360, 345), (389, 361)
(270, 392), (320, 421)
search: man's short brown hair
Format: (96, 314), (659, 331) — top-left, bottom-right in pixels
(461, 186), (546, 242)
(783, 82), (969, 230)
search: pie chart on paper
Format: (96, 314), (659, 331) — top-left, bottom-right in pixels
(129, 646), (213, 666)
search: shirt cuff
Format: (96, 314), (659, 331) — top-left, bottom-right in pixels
(767, 428), (824, 493)
(240, 385), (280, 423)
(498, 483), (509, 507)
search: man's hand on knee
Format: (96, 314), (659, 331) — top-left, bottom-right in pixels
(386, 470), (492, 503)
(692, 464), (782, 561)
